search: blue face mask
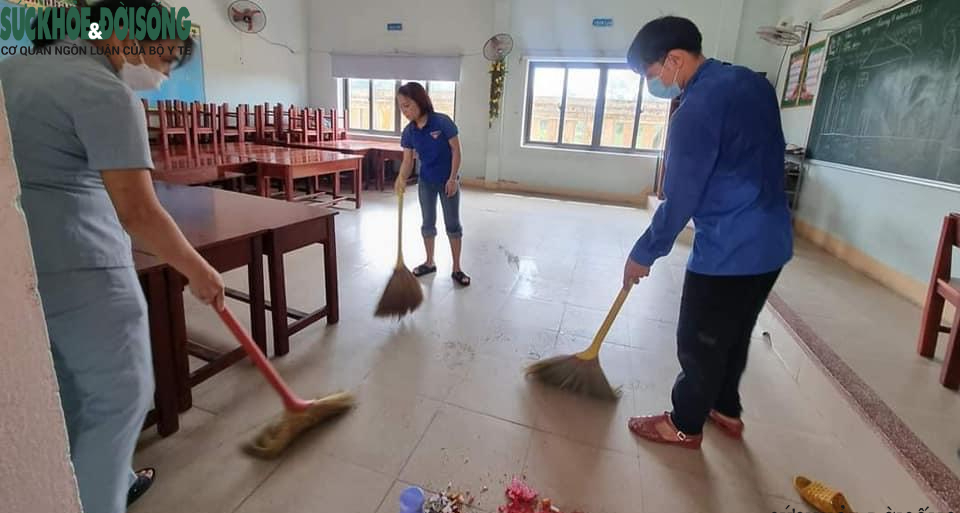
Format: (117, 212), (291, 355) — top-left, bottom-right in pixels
(647, 66), (681, 99)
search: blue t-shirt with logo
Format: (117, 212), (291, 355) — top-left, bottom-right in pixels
(400, 112), (458, 184)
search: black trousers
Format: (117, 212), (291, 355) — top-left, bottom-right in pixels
(669, 268), (781, 435)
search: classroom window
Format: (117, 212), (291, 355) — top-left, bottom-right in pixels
(347, 79), (370, 130)
(528, 67), (564, 143)
(372, 80), (396, 132)
(342, 79), (457, 136)
(523, 61), (670, 153)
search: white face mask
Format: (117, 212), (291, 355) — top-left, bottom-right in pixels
(119, 46), (167, 91)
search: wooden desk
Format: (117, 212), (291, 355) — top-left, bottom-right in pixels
(137, 184), (268, 421)
(137, 185), (339, 435)
(256, 150), (363, 207)
(151, 167), (245, 189)
(263, 211), (339, 355)
(151, 143), (367, 206)
(287, 138), (405, 191)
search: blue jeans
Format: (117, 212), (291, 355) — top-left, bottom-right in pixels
(418, 178), (462, 239)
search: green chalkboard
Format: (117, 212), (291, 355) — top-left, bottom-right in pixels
(807, 0), (960, 187)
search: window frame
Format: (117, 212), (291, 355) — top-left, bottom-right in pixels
(342, 78), (457, 137)
(523, 61), (668, 155)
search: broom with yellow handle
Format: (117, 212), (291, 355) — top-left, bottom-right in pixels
(375, 189), (423, 317)
(216, 306), (355, 459)
(525, 284), (632, 400)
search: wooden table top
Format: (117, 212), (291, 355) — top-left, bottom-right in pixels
(135, 183), (337, 254)
(293, 139), (404, 153)
(151, 143), (361, 169)
(255, 150), (364, 166)
(152, 168), (245, 186)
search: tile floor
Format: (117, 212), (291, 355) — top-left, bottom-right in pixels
(130, 188), (952, 513)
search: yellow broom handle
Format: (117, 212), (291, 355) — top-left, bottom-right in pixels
(577, 284), (632, 360)
(396, 190), (404, 267)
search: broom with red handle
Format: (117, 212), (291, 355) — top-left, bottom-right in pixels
(216, 305), (355, 459)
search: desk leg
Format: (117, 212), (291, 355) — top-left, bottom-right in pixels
(324, 220), (340, 324)
(249, 236), (267, 355)
(144, 270), (179, 436)
(354, 160), (363, 209)
(267, 235), (290, 356)
(165, 270), (191, 413)
(284, 174), (295, 202)
(257, 165), (267, 197)
(333, 171), (342, 199)
(378, 154), (385, 192)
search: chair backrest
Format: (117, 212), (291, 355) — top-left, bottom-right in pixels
(933, 212), (959, 281)
(949, 213), (959, 246)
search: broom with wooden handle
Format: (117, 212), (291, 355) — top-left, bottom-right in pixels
(375, 189), (423, 317)
(216, 306), (355, 459)
(524, 284), (632, 400)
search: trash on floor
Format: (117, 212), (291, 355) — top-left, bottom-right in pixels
(497, 476), (583, 513)
(794, 475), (855, 513)
(423, 483), (475, 513)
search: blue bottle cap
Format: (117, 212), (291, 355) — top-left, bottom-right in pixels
(399, 486), (425, 513)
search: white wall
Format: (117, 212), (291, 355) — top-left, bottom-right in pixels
(306, 0), (784, 198)
(306, 0), (493, 180)
(774, 0), (960, 284)
(0, 89), (83, 513)
(492, 0), (784, 199)
(184, 0), (309, 105)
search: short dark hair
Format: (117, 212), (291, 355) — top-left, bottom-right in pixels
(32, 0), (195, 68)
(627, 16), (703, 75)
(397, 82), (434, 116)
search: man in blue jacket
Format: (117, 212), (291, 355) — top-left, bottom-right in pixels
(623, 16), (793, 449)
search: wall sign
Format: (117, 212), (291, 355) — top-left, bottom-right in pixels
(781, 47), (807, 108)
(592, 18), (614, 27)
(387, 23), (403, 31)
(797, 40), (826, 106)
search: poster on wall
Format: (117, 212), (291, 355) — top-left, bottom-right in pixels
(797, 41), (826, 106)
(138, 24), (206, 105)
(781, 48), (808, 108)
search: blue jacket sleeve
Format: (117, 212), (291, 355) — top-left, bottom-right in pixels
(629, 98), (722, 266)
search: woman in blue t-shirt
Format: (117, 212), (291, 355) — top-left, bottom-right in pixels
(394, 82), (470, 286)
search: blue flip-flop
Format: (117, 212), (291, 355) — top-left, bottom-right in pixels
(127, 468), (155, 506)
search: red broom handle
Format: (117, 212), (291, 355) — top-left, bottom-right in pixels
(216, 306), (310, 412)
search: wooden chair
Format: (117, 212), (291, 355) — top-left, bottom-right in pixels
(285, 106), (321, 144)
(239, 104), (257, 142)
(148, 100), (191, 151)
(190, 102), (218, 151)
(218, 103), (241, 146)
(305, 108), (321, 144)
(255, 103), (280, 142)
(321, 109), (336, 141)
(917, 212), (960, 389)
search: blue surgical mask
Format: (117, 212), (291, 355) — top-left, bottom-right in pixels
(647, 66), (681, 99)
